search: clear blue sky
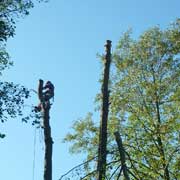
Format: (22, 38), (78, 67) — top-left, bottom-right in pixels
(0, 0), (180, 179)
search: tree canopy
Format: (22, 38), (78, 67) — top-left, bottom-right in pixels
(63, 19), (180, 180)
(0, 0), (47, 138)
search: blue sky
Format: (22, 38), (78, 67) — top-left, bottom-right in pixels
(0, 0), (180, 179)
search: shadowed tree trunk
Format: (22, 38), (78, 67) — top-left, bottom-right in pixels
(43, 102), (53, 180)
(114, 131), (130, 180)
(37, 79), (53, 180)
(97, 40), (112, 180)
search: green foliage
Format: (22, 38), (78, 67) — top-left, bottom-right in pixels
(0, 0), (48, 138)
(0, 81), (30, 137)
(110, 19), (180, 179)
(64, 19), (180, 179)
(0, 0), (47, 41)
(63, 113), (99, 158)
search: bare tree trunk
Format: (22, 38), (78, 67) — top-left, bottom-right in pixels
(114, 131), (130, 180)
(43, 102), (53, 180)
(97, 40), (112, 180)
(37, 79), (53, 180)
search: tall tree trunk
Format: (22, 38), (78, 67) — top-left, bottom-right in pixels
(37, 79), (53, 180)
(97, 40), (112, 180)
(43, 102), (53, 180)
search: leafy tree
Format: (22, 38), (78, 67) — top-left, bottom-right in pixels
(0, 0), (47, 138)
(63, 19), (180, 180)
(0, 0), (47, 41)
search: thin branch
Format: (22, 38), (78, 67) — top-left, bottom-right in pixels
(166, 145), (180, 168)
(80, 170), (97, 180)
(59, 156), (98, 180)
(108, 164), (121, 180)
(116, 166), (123, 180)
(125, 150), (163, 179)
(127, 169), (139, 180)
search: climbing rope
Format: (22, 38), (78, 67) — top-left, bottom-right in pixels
(32, 128), (37, 180)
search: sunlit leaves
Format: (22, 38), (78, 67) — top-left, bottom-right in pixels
(0, 82), (30, 121)
(110, 18), (180, 179)
(0, 0), (48, 138)
(64, 19), (180, 179)
(63, 113), (99, 156)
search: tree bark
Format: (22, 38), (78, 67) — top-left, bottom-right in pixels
(114, 131), (130, 180)
(43, 102), (53, 180)
(97, 40), (112, 180)
(37, 79), (53, 180)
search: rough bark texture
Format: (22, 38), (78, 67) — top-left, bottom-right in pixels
(114, 131), (130, 180)
(97, 40), (112, 180)
(43, 103), (53, 180)
(37, 79), (53, 180)
(38, 79), (44, 101)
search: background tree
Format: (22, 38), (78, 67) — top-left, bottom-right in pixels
(0, 0), (47, 138)
(63, 19), (180, 179)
